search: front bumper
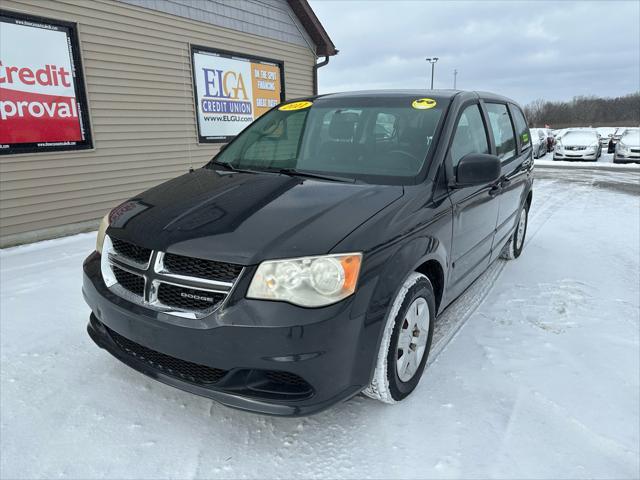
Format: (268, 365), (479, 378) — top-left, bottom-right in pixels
(83, 252), (371, 416)
(553, 151), (598, 161)
(614, 152), (640, 163)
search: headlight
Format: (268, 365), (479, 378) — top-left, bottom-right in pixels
(96, 212), (110, 254)
(247, 253), (362, 307)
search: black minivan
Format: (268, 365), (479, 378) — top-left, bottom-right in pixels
(83, 90), (533, 416)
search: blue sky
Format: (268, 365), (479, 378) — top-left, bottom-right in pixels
(310, 0), (640, 106)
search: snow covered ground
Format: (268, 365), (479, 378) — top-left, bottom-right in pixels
(1, 169), (639, 479)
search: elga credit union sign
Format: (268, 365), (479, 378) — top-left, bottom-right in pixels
(0, 10), (92, 155)
(191, 46), (284, 143)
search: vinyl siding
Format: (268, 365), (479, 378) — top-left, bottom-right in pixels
(0, 0), (316, 246)
(117, 0), (315, 50)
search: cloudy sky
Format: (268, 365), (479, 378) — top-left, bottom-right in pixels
(310, 0), (640, 106)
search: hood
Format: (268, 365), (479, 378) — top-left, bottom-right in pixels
(561, 132), (599, 146)
(106, 168), (403, 265)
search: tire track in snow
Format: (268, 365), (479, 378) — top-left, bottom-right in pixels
(428, 179), (575, 364)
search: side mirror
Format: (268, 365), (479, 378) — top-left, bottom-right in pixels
(455, 153), (501, 187)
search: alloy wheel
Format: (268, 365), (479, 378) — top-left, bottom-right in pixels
(396, 297), (430, 382)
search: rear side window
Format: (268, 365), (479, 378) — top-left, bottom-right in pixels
(511, 106), (531, 152)
(450, 104), (489, 169)
(486, 103), (516, 162)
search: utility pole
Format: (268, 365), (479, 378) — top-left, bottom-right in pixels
(425, 57), (439, 89)
(453, 69), (458, 89)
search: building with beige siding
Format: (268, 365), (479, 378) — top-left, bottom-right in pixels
(0, 0), (336, 247)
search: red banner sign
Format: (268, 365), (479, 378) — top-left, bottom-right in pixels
(0, 10), (92, 154)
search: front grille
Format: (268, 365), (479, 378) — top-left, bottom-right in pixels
(157, 283), (225, 311)
(104, 235), (240, 317)
(566, 146), (586, 151)
(163, 253), (242, 282)
(112, 266), (145, 297)
(111, 237), (152, 265)
(108, 327), (227, 385)
(631, 148), (640, 153)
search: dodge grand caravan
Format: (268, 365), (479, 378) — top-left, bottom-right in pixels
(83, 90), (534, 416)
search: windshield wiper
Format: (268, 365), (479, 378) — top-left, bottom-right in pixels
(275, 168), (355, 183)
(208, 160), (261, 174)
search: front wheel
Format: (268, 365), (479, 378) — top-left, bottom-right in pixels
(501, 204), (529, 260)
(363, 273), (435, 404)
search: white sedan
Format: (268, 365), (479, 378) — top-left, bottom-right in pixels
(554, 129), (601, 161)
(614, 128), (640, 164)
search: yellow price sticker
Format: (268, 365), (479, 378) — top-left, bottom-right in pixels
(412, 98), (437, 110)
(278, 101), (313, 111)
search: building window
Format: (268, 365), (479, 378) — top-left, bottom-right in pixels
(0, 10), (92, 155)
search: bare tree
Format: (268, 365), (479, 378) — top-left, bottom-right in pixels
(524, 92), (640, 128)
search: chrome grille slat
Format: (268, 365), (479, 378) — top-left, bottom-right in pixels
(102, 235), (243, 319)
(162, 252), (242, 283)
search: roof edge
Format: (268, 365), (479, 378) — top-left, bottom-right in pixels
(286, 0), (338, 57)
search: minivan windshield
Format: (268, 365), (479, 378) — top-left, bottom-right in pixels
(209, 97), (446, 184)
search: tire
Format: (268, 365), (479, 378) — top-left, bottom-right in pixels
(501, 203), (529, 260)
(363, 273), (435, 404)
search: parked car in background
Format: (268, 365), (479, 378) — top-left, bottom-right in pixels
(608, 127), (629, 153)
(554, 129), (601, 161)
(82, 90), (534, 415)
(614, 128), (640, 164)
(596, 127), (617, 147)
(530, 128), (547, 158)
(553, 128), (570, 142)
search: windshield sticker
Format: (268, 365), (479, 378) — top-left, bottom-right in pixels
(523, 132), (530, 143)
(278, 101), (313, 111)
(412, 98), (437, 109)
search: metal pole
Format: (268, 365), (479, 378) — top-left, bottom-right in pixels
(430, 63), (435, 90)
(453, 69), (458, 89)
(426, 57), (438, 89)
(426, 59), (431, 89)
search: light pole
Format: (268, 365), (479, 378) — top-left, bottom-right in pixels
(453, 69), (458, 89)
(426, 57), (438, 89)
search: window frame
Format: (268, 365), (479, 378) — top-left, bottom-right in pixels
(509, 103), (532, 155)
(484, 101), (518, 164)
(444, 101), (492, 183)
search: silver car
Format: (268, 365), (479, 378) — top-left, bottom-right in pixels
(554, 129), (601, 161)
(529, 128), (547, 159)
(614, 128), (640, 164)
